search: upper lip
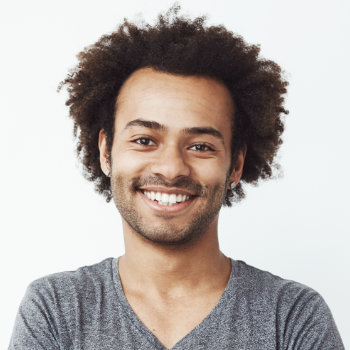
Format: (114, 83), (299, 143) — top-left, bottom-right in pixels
(138, 187), (196, 196)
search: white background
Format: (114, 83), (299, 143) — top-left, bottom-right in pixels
(1, 0), (349, 348)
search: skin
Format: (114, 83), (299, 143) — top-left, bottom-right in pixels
(99, 67), (245, 349)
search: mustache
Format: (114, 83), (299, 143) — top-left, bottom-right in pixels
(132, 175), (205, 196)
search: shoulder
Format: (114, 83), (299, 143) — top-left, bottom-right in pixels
(9, 258), (116, 349)
(230, 260), (344, 348)
(30, 257), (115, 287)
(231, 259), (327, 314)
(232, 259), (318, 298)
(26, 257), (116, 306)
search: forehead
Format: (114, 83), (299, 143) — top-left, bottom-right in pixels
(115, 68), (234, 136)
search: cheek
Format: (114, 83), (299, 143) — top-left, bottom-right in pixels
(111, 149), (149, 175)
(191, 158), (229, 186)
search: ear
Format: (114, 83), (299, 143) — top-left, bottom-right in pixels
(228, 147), (247, 188)
(98, 129), (110, 176)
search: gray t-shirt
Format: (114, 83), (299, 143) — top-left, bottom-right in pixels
(9, 258), (344, 349)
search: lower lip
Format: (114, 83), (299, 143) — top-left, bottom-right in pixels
(139, 191), (195, 213)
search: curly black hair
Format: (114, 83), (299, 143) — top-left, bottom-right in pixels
(59, 5), (288, 206)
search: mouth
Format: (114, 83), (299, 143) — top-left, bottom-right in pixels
(138, 188), (197, 212)
(141, 189), (194, 206)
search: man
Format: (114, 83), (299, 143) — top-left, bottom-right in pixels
(9, 6), (344, 350)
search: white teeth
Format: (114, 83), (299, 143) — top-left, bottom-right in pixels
(143, 190), (191, 205)
(161, 193), (169, 203)
(169, 194), (177, 204)
(145, 192), (151, 200)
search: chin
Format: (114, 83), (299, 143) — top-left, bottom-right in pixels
(131, 220), (209, 246)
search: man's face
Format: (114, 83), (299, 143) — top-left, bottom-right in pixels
(101, 68), (243, 245)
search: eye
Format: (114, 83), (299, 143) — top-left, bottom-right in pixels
(133, 137), (156, 146)
(189, 143), (214, 152)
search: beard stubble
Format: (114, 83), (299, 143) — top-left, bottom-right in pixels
(111, 174), (229, 246)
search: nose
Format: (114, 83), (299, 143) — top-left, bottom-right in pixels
(150, 144), (191, 181)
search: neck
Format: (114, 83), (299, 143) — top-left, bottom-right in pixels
(118, 217), (231, 297)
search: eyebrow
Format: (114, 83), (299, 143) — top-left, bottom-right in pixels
(181, 127), (224, 142)
(124, 118), (224, 143)
(124, 119), (166, 131)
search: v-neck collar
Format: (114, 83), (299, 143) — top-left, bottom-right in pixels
(112, 257), (236, 350)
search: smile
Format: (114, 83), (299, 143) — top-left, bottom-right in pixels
(141, 190), (192, 206)
(138, 187), (197, 213)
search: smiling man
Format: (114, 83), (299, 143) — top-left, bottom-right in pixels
(101, 69), (240, 248)
(9, 6), (344, 350)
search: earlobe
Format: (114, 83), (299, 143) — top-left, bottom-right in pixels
(98, 129), (111, 176)
(229, 147), (247, 186)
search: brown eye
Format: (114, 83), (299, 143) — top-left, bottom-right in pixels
(135, 137), (155, 146)
(190, 144), (213, 151)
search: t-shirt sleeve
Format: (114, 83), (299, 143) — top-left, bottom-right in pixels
(281, 289), (345, 350)
(8, 281), (60, 350)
